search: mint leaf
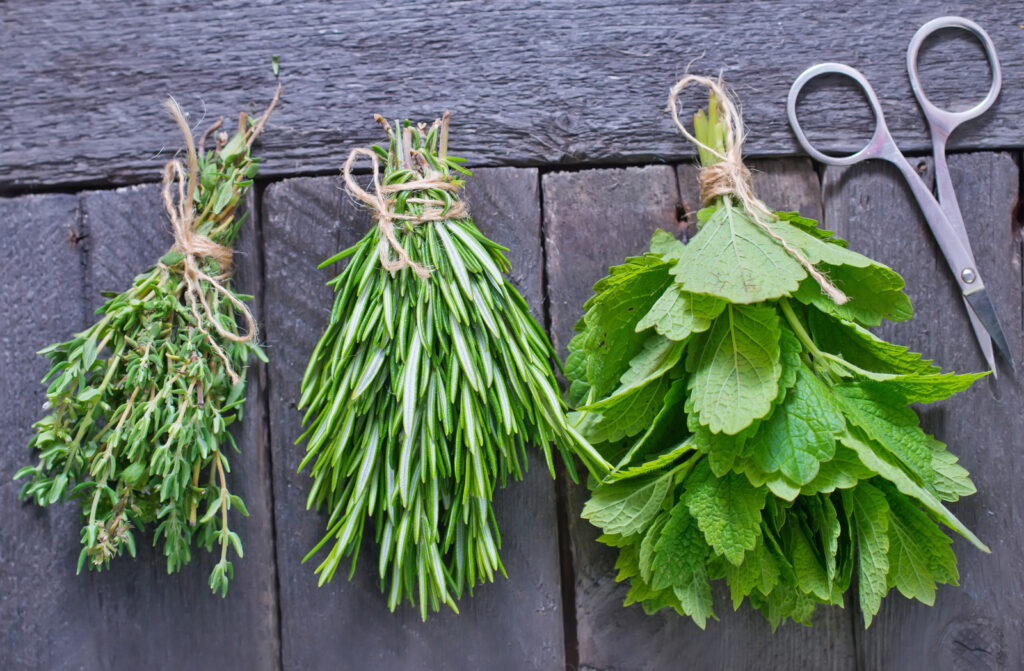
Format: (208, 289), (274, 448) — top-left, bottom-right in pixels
(639, 512), (670, 583)
(685, 460), (767, 565)
(882, 484), (958, 606)
(721, 540), (779, 609)
(583, 471), (673, 537)
(670, 201), (808, 303)
(608, 439), (697, 483)
(928, 443), (976, 502)
(839, 430), (988, 552)
(802, 445), (873, 494)
(748, 367), (845, 485)
(807, 309), (938, 375)
(650, 501), (708, 591)
(687, 304), (783, 435)
(835, 382), (937, 489)
(795, 264), (912, 327)
(572, 254), (673, 398)
(786, 520), (831, 601)
(573, 375), (672, 444)
(673, 566), (716, 629)
(637, 284), (725, 342)
(849, 482), (890, 627)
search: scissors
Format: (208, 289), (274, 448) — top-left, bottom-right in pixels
(787, 16), (1014, 376)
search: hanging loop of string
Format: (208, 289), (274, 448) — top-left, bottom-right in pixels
(668, 75), (848, 305)
(161, 98), (261, 384)
(341, 129), (466, 279)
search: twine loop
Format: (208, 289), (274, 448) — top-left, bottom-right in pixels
(669, 75), (847, 305)
(161, 99), (260, 383)
(342, 128), (466, 279)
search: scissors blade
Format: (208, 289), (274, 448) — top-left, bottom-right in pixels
(963, 288), (1015, 373)
(962, 295), (998, 377)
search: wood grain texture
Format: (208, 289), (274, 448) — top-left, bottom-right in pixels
(0, 193), (86, 670)
(544, 162), (858, 671)
(262, 168), (565, 671)
(0, 185), (279, 669)
(823, 153), (1024, 670)
(4, 0), (1023, 188)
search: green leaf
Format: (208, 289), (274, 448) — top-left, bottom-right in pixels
(802, 445), (873, 494)
(572, 375), (672, 444)
(670, 200), (808, 303)
(672, 565), (716, 629)
(583, 472), (673, 537)
(850, 481), (890, 627)
(747, 367), (845, 485)
(572, 255), (673, 398)
(786, 520), (831, 601)
(610, 379), (691, 473)
(211, 181), (235, 215)
(721, 540), (779, 609)
(807, 308), (937, 375)
(83, 337), (98, 369)
(881, 484), (959, 606)
(650, 500), (709, 591)
(835, 382), (937, 490)
(840, 430), (988, 552)
(795, 264), (912, 326)
(636, 284), (725, 342)
(854, 370), (987, 404)
(685, 460), (767, 565)
(608, 439), (696, 483)
(638, 513), (669, 583)
(687, 304), (782, 435)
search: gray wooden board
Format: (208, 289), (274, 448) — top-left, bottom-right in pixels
(4, 1), (1024, 188)
(823, 153), (1024, 670)
(543, 162), (858, 670)
(0, 193), (87, 670)
(262, 167), (565, 670)
(0, 186), (279, 669)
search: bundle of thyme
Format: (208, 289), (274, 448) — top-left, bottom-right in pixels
(298, 114), (609, 619)
(16, 88), (280, 596)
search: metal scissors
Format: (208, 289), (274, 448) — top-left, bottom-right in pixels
(787, 16), (1013, 375)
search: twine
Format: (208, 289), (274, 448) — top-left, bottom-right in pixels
(161, 98), (260, 383)
(668, 75), (847, 305)
(342, 120), (466, 279)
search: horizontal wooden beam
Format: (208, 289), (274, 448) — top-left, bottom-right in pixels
(3, 0), (1022, 188)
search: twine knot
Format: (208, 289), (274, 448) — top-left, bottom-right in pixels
(342, 116), (466, 278)
(668, 75), (847, 305)
(161, 99), (259, 383)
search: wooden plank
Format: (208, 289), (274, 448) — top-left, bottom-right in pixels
(0, 185), (279, 668)
(263, 168), (565, 670)
(823, 153), (1024, 670)
(3, 1), (1023, 188)
(0, 193), (86, 670)
(544, 162), (857, 670)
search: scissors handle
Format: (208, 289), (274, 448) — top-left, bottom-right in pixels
(787, 65), (982, 297)
(907, 16), (1001, 139)
(787, 63), (901, 167)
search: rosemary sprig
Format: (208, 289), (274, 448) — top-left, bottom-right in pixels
(15, 89), (279, 597)
(299, 115), (609, 619)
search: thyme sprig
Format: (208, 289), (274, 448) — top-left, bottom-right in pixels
(16, 89), (279, 597)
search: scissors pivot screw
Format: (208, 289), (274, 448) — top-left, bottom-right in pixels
(961, 268), (977, 284)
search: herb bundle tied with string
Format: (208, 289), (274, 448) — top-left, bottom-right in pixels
(567, 76), (987, 629)
(16, 88), (280, 597)
(298, 114), (610, 619)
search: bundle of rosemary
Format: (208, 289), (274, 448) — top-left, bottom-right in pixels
(298, 114), (609, 619)
(567, 77), (985, 629)
(16, 89), (280, 597)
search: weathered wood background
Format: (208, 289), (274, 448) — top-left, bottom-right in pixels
(2, 1), (1022, 669)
